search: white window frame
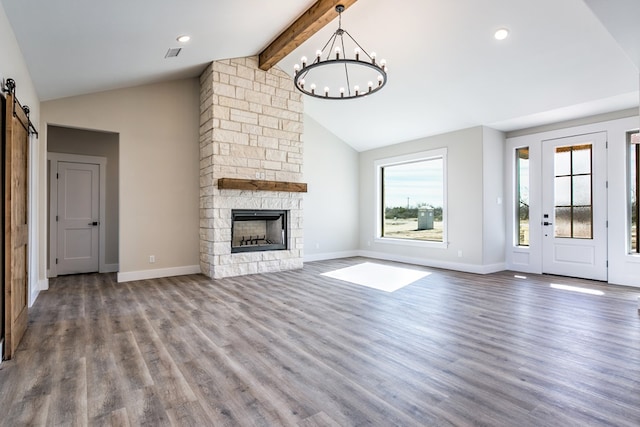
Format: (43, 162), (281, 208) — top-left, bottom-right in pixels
(374, 148), (448, 249)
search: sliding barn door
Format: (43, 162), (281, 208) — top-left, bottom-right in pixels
(4, 92), (30, 359)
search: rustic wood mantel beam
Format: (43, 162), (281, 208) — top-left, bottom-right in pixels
(218, 178), (308, 193)
(258, 0), (358, 71)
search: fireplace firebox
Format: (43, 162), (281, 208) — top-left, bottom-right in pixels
(231, 210), (288, 253)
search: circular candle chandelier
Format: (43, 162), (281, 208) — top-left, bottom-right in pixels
(293, 4), (388, 100)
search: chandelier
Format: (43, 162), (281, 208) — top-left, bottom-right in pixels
(293, 4), (387, 100)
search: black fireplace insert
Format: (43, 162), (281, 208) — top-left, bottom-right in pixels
(231, 209), (288, 253)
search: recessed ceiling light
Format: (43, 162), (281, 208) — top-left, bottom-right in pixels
(494, 28), (509, 41)
(177, 35), (191, 43)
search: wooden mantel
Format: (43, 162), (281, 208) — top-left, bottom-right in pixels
(218, 178), (308, 193)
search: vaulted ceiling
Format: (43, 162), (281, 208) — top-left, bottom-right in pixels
(2, 0), (638, 151)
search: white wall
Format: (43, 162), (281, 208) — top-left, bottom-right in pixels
(1, 3), (42, 305)
(358, 126), (505, 273)
(0, 5), (39, 126)
(482, 127), (506, 265)
(41, 79), (201, 282)
(303, 114), (359, 260)
(505, 115), (640, 287)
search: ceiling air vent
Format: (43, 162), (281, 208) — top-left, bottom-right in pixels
(165, 47), (182, 58)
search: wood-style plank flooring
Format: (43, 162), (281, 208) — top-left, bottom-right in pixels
(1, 257), (640, 426)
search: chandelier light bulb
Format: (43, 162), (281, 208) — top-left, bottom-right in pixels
(335, 46), (341, 59)
(293, 64), (300, 74)
(354, 85), (359, 95)
(377, 74), (383, 86)
(371, 52), (376, 64)
(354, 47), (360, 60)
(301, 56), (307, 67)
(310, 83), (316, 94)
(316, 49), (322, 59)
(368, 81), (373, 92)
(300, 79), (305, 88)
(340, 87), (345, 97)
(380, 59), (386, 66)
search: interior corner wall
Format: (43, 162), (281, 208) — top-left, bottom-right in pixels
(358, 126), (492, 273)
(302, 114), (359, 260)
(47, 126), (120, 267)
(482, 126), (506, 266)
(41, 79), (201, 281)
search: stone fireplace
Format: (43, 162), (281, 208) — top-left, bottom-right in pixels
(199, 56), (304, 279)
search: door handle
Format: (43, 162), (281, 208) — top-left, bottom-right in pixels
(88, 221), (100, 226)
(543, 221), (553, 226)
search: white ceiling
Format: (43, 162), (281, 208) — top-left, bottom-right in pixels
(2, 0), (639, 151)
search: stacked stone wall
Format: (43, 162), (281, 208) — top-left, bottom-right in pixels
(199, 56), (304, 278)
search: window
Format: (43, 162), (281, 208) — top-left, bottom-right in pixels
(376, 149), (446, 245)
(553, 144), (593, 239)
(629, 131), (640, 253)
(516, 147), (529, 246)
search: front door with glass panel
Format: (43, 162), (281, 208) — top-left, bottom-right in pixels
(542, 132), (607, 281)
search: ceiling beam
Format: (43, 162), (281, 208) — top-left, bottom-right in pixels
(258, 0), (358, 71)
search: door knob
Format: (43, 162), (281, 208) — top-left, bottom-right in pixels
(543, 221), (553, 226)
(88, 221), (99, 226)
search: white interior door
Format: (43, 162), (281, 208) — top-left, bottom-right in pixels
(542, 132), (607, 281)
(56, 161), (100, 274)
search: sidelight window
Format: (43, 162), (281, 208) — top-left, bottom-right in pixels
(629, 131), (640, 253)
(516, 147), (530, 246)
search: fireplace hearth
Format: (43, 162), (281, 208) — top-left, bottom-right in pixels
(231, 210), (288, 253)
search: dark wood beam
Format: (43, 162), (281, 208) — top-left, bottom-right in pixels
(259, 0), (358, 71)
(218, 178), (308, 193)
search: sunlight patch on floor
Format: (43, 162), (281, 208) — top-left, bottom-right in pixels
(321, 262), (430, 292)
(550, 283), (604, 296)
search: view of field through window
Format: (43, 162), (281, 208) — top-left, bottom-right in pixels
(382, 157), (444, 241)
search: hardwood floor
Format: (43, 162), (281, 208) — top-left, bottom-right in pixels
(1, 257), (640, 426)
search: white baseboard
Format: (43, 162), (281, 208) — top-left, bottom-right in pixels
(102, 263), (119, 273)
(355, 250), (506, 274)
(29, 285), (39, 308)
(117, 265), (201, 283)
(304, 250), (360, 262)
(27, 278), (49, 307)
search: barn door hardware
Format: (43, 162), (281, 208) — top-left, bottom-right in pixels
(2, 78), (39, 138)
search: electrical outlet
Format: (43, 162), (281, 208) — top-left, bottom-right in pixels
(149, 255), (155, 263)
